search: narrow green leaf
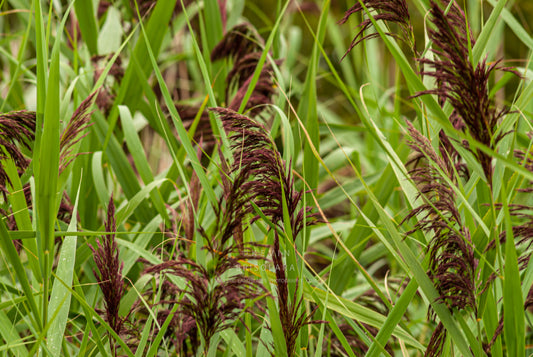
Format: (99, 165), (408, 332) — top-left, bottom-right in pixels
(145, 304), (179, 357)
(74, 0), (98, 55)
(303, 281), (424, 350)
(473, 0), (508, 63)
(0, 309), (28, 356)
(486, 0), (533, 50)
(0, 218), (41, 330)
(115, 178), (168, 226)
(91, 111), (154, 221)
(136, 5), (219, 208)
(119, 105), (170, 223)
(501, 183), (525, 357)
(298, 0), (330, 251)
(221, 330), (246, 357)
(36, 0), (74, 325)
(366, 280), (420, 355)
(98, 7), (123, 54)
(202, 0), (224, 52)
(237, 1), (290, 115)
(103, 0), (178, 150)
(47, 175), (82, 356)
(266, 296), (289, 356)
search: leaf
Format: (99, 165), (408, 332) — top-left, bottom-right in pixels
(47, 175), (82, 356)
(98, 7), (123, 54)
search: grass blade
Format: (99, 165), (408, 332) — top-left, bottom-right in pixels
(74, 0), (98, 55)
(46, 174), (82, 356)
(501, 182), (525, 356)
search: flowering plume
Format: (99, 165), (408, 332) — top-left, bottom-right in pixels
(272, 233), (324, 356)
(415, 0), (517, 187)
(211, 23), (263, 63)
(137, 220), (268, 355)
(211, 24), (280, 116)
(135, 108), (293, 354)
(143, 244), (267, 353)
(60, 92), (97, 171)
(339, 0), (416, 59)
(0, 93), (95, 192)
(211, 107), (318, 236)
(403, 121), (476, 356)
(90, 197), (126, 355)
(0, 111), (35, 198)
(482, 146), (533, 353)
(211, 107), (323, 355)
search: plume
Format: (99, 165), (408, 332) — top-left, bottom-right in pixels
(339, 0), (416, 59)
(403, 121), (476, 356)
(414, 0), (517, 187)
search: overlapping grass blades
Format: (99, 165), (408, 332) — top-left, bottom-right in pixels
(0, 0), (531, 355)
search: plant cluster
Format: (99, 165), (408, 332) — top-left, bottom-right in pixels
(0, 0), (532, 356)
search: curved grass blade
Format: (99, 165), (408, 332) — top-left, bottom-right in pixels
(119, 105), (170, 223)
(103, 0), (179, 151)
(0, 218), (41, 330)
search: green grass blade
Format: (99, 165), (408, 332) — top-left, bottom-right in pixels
(0, 218), (41, 330)
(501, 182), (525, 357)
(35, 3), (74, 325)
(135, 315), (154, 357)
(486, 0), (533, 50)
(0, 304), (29, 355)
(178, 0), (226, 144)
(136, 4), (219, 208)
(329, 163), (399, 293)
(145, 304), (179, 357)
(115, 178), (168, 226)
(202, 0), (224, 52)
(103, 0), (178, 150)
(472, 0), (508, 63)
(4, 158), (40, 280)
(74, 0), (98, 55)
(221, 330), (246, 357)
(237, 1), (290, 115)
(366, 280), (420, 355)
(314, 305), (357, 357)
(119, 105), (171, 223)
(303, 281), (424, 351)
(90, 111), (154, 221)
(297, 0), (330, 251)
(47, 175), (81, 356)
(265, 294), (289, 356)
(0, 4), (32, 112)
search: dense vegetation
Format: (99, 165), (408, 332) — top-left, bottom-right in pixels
(0, 0), (532, 355)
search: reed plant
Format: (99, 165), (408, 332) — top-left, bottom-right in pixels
(0, 0), (532, 355)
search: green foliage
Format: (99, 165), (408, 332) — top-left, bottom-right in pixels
(0, 0), (532, 355)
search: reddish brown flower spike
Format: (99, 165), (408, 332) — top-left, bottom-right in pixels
(414, 0), (518, 187)
(403, 121), (477, 357)
(339, 0), (416, 59)
(90, 196), (126, 355)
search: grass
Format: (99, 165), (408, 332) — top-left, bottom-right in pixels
(0, 0), (532, 355)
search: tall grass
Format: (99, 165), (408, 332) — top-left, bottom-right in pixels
(0, 0), (532, 355)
